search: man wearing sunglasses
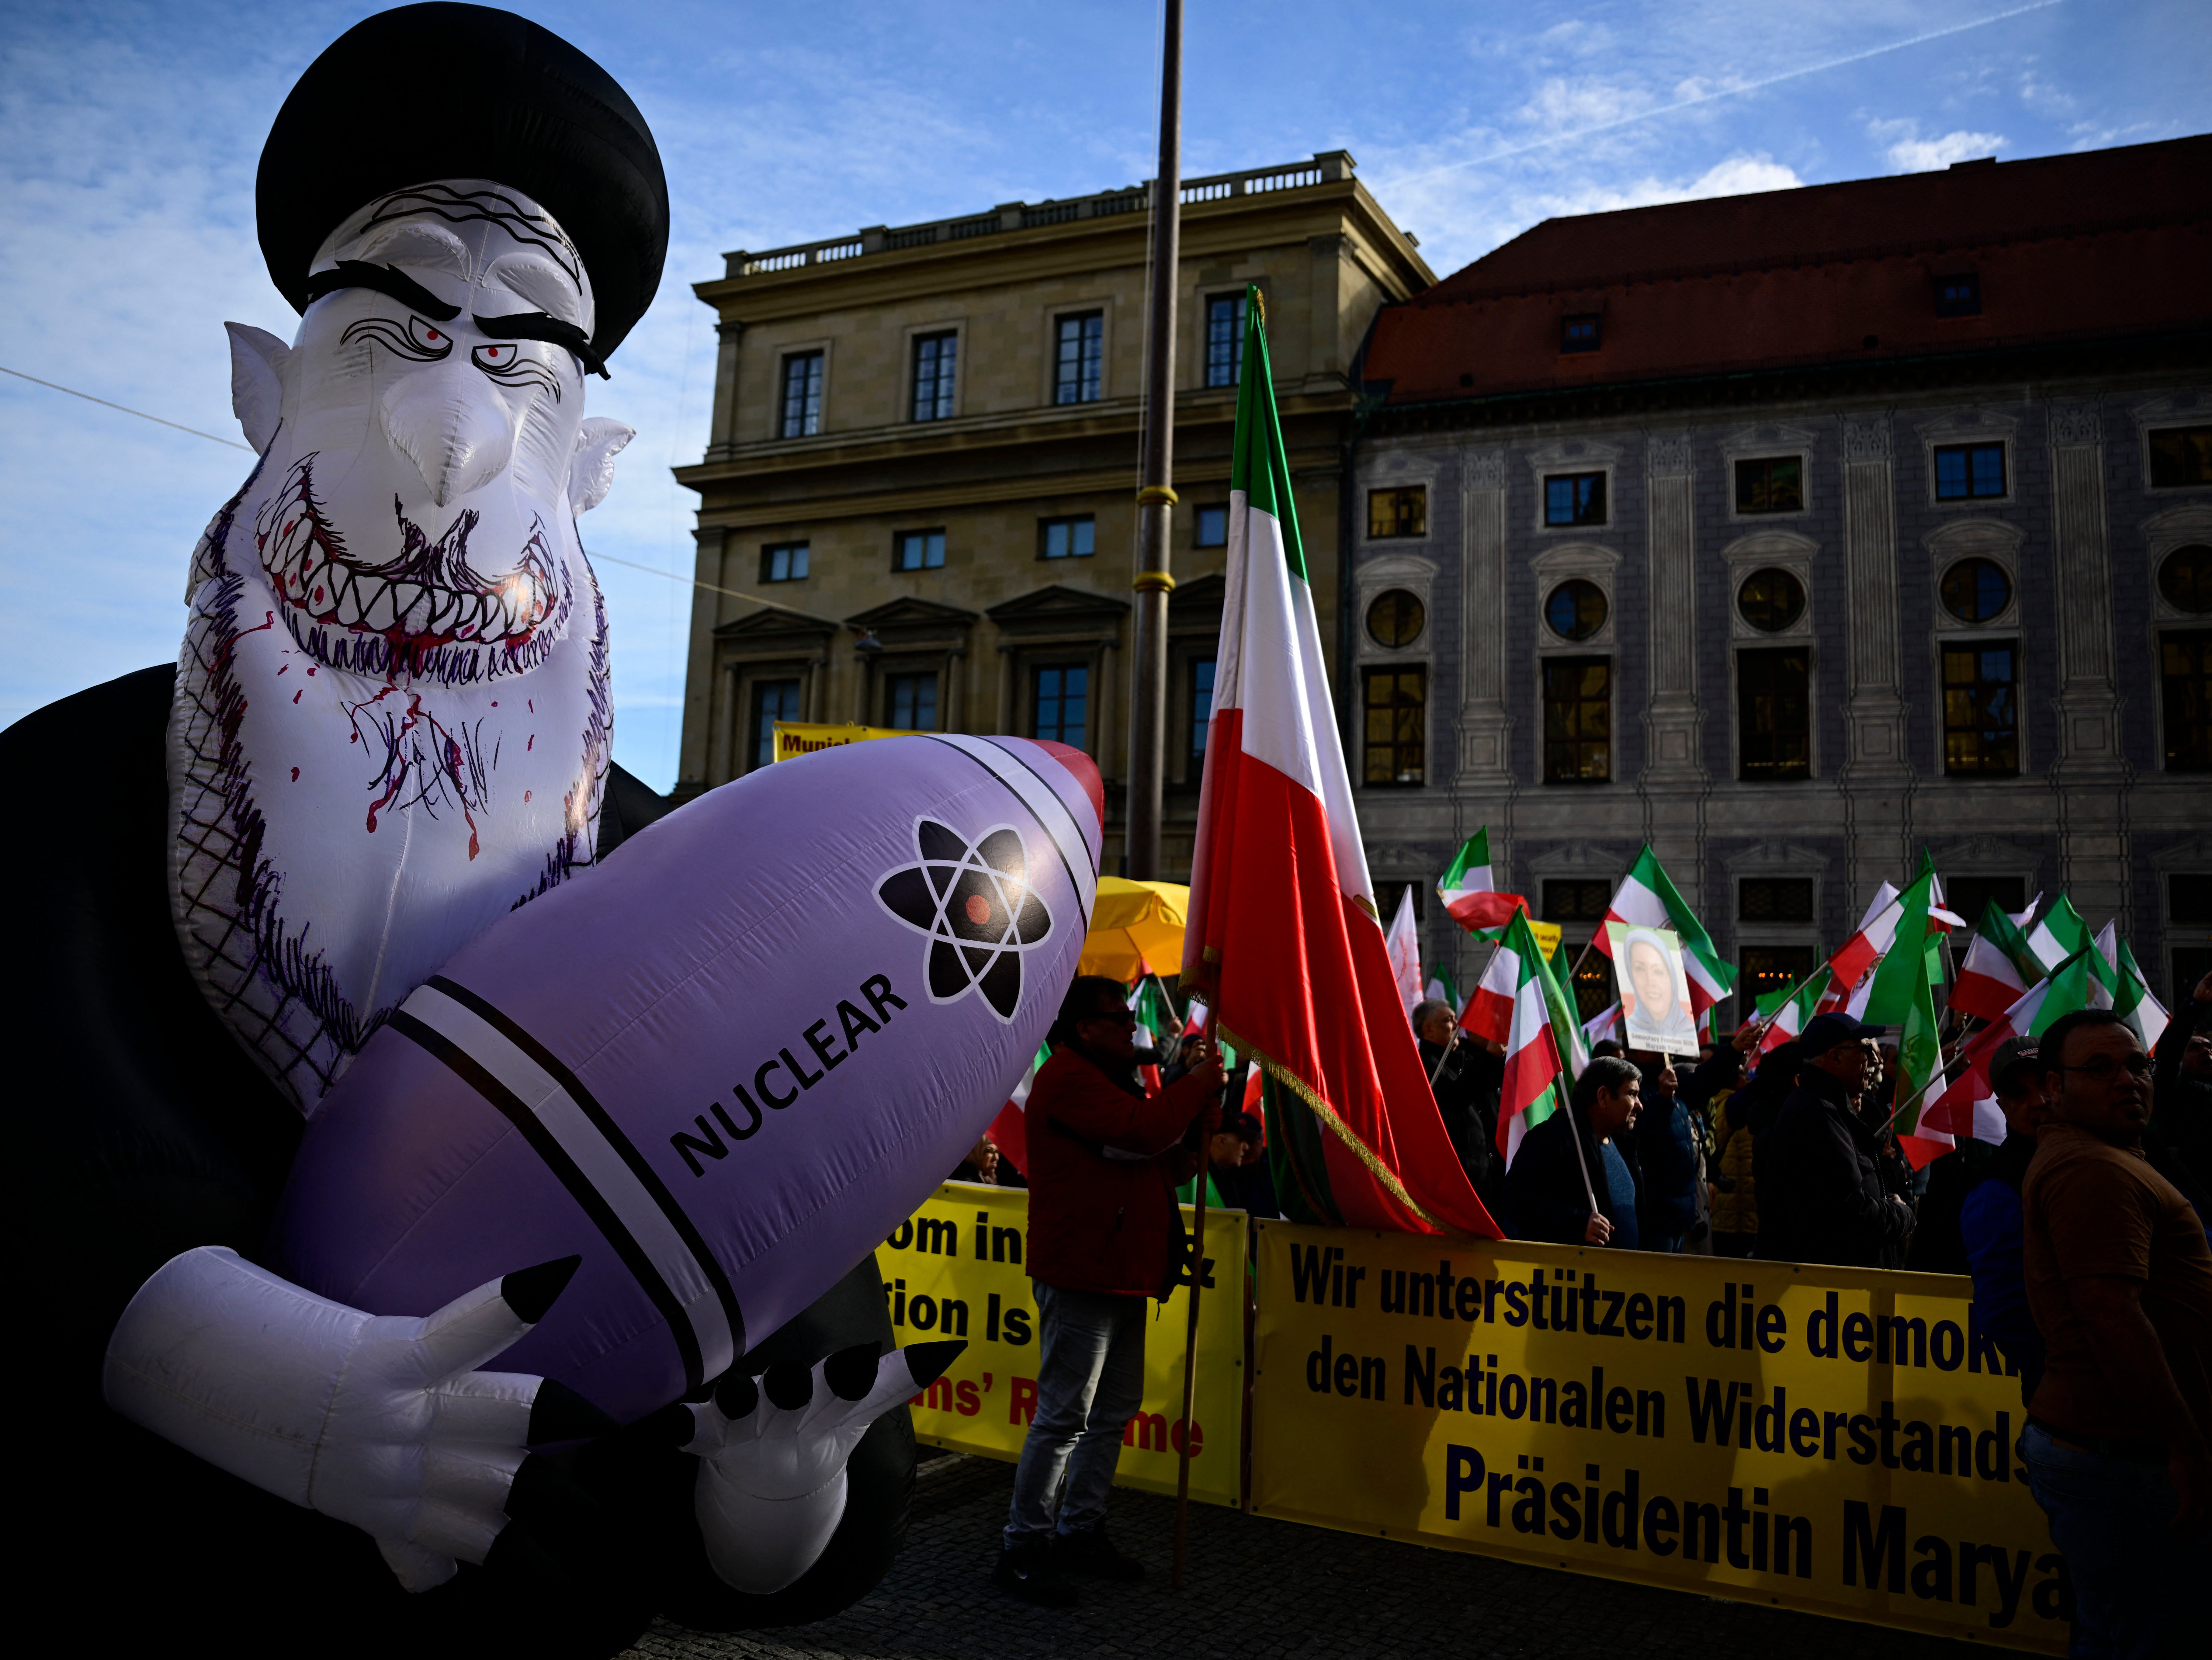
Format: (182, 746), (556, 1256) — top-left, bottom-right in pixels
(2021, 1008), (2212, 1656)
(992, 976), (1222, 1604)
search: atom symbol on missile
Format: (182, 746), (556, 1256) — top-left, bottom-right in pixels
(876, 818), (1053, 1023)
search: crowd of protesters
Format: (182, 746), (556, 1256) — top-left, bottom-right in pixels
(969, 968), (2212, 1644)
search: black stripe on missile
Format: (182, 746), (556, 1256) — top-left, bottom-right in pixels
(918, 736), (1092, 933)
(387, 1007), (708, 1394)
(425, 975), (747, 1363)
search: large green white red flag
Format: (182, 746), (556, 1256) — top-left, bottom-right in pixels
(1597, 845), (1737, 1013)
(1184, 292), (1497, 1238)
(1437, 829), (1531, 936)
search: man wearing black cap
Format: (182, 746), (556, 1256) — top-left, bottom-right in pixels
(9, 9), (929, 1653)
(1961, 1037), (2053, 1403)
(1757, 1012), (1914, 1267)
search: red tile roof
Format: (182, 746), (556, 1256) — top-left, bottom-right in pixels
(1366, 135), (2212, 407)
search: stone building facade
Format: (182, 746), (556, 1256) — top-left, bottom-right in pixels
(1345, 135), (2212, 1018)
(672, 153), (1432, 875)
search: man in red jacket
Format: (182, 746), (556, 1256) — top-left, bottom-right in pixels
(991, 976), (1223, 1604)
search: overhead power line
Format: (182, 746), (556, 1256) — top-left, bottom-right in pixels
(2, 363), (254, 451)
(1, 361), (807, 615)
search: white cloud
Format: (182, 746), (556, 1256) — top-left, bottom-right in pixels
(1867, 117), (2006, 172)
(1523, 152), (1805, 220)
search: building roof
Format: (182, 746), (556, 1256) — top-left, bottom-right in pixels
(1365, 135), (2212, 409)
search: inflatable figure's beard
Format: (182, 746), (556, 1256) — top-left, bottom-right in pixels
(168, 459), (610, 1113)
(254, 453), (572, 686)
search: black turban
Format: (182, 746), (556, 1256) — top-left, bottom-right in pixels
(257, 3), (667, 360)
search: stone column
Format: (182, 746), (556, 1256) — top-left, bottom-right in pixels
(707, 320), (744, 460)
(996, 644), (1017, 735)
(2045, 402), (2130, 927)
(1455, 448), (1513, 787)
(803, 651), (826, 723)
(674, 525), (729, 802)
(944, 644), (967, 733)
(1838, 414), (1912, 910)
(1641, 432), (1704, 782)
(1097, 638), (1119, 778)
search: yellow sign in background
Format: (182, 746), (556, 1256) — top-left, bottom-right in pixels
(1250, 1221), (2066, 1653)
(881, 1182), (1247, 1508)
(772, 720), (921, 762)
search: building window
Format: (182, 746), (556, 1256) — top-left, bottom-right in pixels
(1039, 516), (1095, 560)
(1934, 442), (2006, 500)
(1054, 312), (1103, 404)
(1542, 657), (1611, 783)
(1365, 589), (1425, 648)
(1738, 647), (1812, 781)
(1734, 456), (1804, 515)
(1542, 880), (1610, 922)
(1367, 487), (1427, 539)
(1940, 557), (2013, 623)
(1362, 667), (1426, 786)
(750, 678), (801, 771)
(886, 671), (938, 732)
(2158, 546), (2212, 613)
(1544, 579), (1607, 642)
(1947, 875), (2026, 924)
(1739, 946), (1817, 1004)
(2163, 630), (2212, 771)
(1561, 314), (1601, 353)
(2149, 427), (2212, 488)
(1739, 878), (1815, 923)
(1189, 656), (1215, 761)
(1934, 274), (1982, 317)
(1194, 504), (1228, 548)
(911, 331), (957, 422)
(1031, 664), (1089, 748)
(1544, 471), (1607, 527)
(2171, 876), (2212, 1012)
(1205, 293), (1246, 388)
(759, 542), (809, 583)
(1737, 568), (1806, 632)
(1942, 642), (2020, 776)
(893, 529), (945, 572)
(779, 351), (823, 438)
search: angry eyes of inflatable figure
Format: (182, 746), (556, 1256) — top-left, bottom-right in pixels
(176, 180), (631, 1109)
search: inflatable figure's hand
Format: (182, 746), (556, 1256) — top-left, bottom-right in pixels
(682, 1340), (962, 1594)
(103, 1246), (609, 1592)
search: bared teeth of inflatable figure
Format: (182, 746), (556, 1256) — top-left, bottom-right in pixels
(274, 734), (1104, 1423)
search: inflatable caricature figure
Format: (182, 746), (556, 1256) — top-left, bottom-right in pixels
(4, 8), (1101, 1654)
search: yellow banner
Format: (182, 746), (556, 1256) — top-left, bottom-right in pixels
(772, 720), (922, 762)
(1250, 1222), (2065, 1653)
(882, 1182), (1247, 1507)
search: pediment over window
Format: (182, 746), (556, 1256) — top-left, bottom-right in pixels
(846, 595), (979, 645)
(1169, 572), (1226, 631)
(986, 583), (1131, 639)
(713, 604), (840, 650)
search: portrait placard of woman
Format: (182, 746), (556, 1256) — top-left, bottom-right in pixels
(1608, 922), (1698, 1055)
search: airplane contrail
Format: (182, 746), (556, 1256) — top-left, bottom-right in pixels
(1385, 0), (2068, 185)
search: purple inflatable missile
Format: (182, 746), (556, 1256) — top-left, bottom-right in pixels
(275, 735), (1103, 1423)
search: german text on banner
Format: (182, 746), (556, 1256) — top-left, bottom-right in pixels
(772, 720), (924, 762)
(1248, 1221), (2066, 1653)
(882, 1183), (1246, 1508)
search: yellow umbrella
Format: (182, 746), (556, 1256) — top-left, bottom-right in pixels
(1079, 877), (1190, 982)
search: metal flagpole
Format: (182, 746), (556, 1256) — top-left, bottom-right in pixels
(1125, 0), (1183, 881)
(1173, 1004), (1212, 1590)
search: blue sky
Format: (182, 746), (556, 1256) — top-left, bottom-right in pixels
(3, 0), (2205, 790)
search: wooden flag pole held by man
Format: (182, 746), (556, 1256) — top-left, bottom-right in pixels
(1172, 1012), (1209, 1590)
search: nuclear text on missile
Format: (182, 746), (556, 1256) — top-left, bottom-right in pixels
(671, 973), (909, 1176)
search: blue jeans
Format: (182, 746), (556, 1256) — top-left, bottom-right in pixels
(2021, 1421), (2210, 1657)
(1003, 1283), (1148, 1540)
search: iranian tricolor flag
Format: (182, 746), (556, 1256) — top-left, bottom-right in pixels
(1385, 886), (1424, 1017)
(1858, 862), (1939, 1026)
(1463, 909), (1574, 1165)
(1184, 290), (1497, 1238)
(1437, 829), (1531, 936)
(1919, 950), (2098, 1142)
(2095, 923), (2172, 1050)
(1951, 899), (2043, 1022)
(1755, 965), (1831, 1052)
(1597, 845), (1738, 1014)
(1824, 881), (1902, 1003)
(2029, 895), (2117, 1007)
(985, 1040), (1053, 1178)
(1129, 975), (1177, 1094)
(1889, 934), (1960, 1169)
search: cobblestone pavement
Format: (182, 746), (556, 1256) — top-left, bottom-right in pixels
(622, 1454), (1978, 1660)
